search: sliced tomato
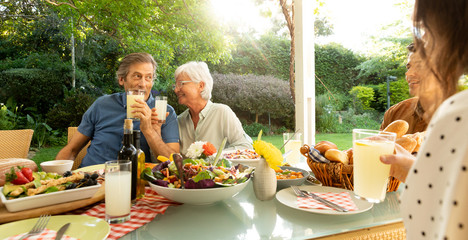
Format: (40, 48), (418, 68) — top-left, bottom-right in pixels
(20, 167), (34, 182)
(11, 171), (30, 185)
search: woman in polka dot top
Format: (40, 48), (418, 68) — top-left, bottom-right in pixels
(380, 0), (468, 239)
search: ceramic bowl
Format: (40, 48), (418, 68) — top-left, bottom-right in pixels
(40, 160), (74, 175)
(276, 166), (310, 190)
(222, 149), (261, 168)
(149, 179), (250, 205)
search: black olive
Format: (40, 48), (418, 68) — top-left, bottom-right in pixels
(90, 173), (99, 180)
(84, 173), (91, 179)
(63, 171), (72, 177)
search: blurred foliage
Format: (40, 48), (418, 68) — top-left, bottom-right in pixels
(0, 0), (417, 137)
(211, 73), (294, 129)
(375, 78), (411, 112)
(0, 68), (65, 114)
(315, 43), (365, 95)
(242, 122), (271, 137)
(46, 89), (96, 130)
(209, 33), (290, 81)
(349, 86), (375, 113)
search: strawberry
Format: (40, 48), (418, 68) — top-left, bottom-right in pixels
(6, 167), (31, 185)
(20, 167), (34, 182)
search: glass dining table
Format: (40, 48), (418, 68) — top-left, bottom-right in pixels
(120, 180), (403, 240)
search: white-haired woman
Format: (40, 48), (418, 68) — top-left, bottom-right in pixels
(173, 61), (252, 155)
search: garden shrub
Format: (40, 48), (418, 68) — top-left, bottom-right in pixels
(315, 43), (364, 95)
(211, 73), (294, 129)
(349, 86), (375, 113)
(375, 78), (411, 111)
(243, 122), (270, 137)
(334, 108), (382, 133)
(0, 68), (65, 114)
(46, 89), (96, 130)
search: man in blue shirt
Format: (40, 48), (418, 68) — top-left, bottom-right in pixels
(56, 53), (180, 167)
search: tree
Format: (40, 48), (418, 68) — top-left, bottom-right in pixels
(209, 33), (290, 81)
(278, 0), (332, 104)
(279, 0), (295, 103)
(43, 0), (231, 83)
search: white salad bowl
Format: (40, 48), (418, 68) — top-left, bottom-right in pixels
(149, 179), (251, 205)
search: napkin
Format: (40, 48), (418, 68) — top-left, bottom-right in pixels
(297, 192), (358, 211)
(5, 229), (77, 240)
(81, 187), (181, 240)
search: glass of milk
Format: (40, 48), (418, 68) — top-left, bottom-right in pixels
(155, 96), (168, 123)
(126, 89), (145, 120)
(105, 160), (132, 224)
(353, 129), (396, 203)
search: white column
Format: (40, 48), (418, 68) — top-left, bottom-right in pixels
(294, 0), (315, 153)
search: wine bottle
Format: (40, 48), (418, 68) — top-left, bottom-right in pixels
(133, 130), (146, 199)
(118, 119), (138, 202)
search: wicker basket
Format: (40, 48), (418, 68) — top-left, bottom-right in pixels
(305, 152), (401, 192)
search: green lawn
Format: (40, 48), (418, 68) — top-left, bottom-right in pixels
(33, 133), (353, 165)
(263, 133), (352, 152)
(32, 146), (63, 168)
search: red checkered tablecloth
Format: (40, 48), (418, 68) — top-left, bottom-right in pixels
(297, 192), (358, 211)
(6, 229), (78, 240)
(81, 187), (181, 240)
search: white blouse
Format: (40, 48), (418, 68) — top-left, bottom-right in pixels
(402, 89), (468, 239)
(177, 101), (253, 155)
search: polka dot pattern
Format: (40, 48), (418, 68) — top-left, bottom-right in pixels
(401, 90), (468, 239)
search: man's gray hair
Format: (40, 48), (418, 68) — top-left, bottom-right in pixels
(174, 61), (213, 100)
(116, 52), (157, 81)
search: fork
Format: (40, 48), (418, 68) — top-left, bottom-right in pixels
(290, 186), (348, 212)
(19, 214), (51, 240)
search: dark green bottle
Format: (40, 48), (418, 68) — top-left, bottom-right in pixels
(118, 119), (138, 202)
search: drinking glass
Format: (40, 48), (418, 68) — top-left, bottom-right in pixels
(353, 129), (396, 203)
(126, 90), (145, 120)
(105, 160), (132, 224)
(155, 96), (168, 123)
(283, 132), (302, 165)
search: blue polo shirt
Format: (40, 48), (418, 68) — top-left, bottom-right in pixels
(78, 92), (179, 167)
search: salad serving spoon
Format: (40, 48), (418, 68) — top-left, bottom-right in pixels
(173, 153), (185, 188)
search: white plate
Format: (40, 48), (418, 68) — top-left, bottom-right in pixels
(276, 185), (374, 215)
(222, 149), (261, 167)
(0, 183), (101, 212)
(0, 215), (110, 240)
(74, 164), (105, 173)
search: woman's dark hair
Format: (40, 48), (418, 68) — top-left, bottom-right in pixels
(413, 0), (468, 100)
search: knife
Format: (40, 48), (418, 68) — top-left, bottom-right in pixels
(54, 223), (71, 240)
(300, 190), (349, 212)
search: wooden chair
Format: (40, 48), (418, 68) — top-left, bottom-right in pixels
(0, 129), (34, 159)
(68, 127), (90, 170)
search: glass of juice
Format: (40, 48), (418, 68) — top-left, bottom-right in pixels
(105, 160), (132, 224)
(353, 129), (396, 203)
(126, 89), (145, 120)
(283, 132), (302, 165)
(155, 96), (168, 123)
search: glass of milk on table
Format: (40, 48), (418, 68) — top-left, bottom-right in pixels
(105, 160), (132, 224)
